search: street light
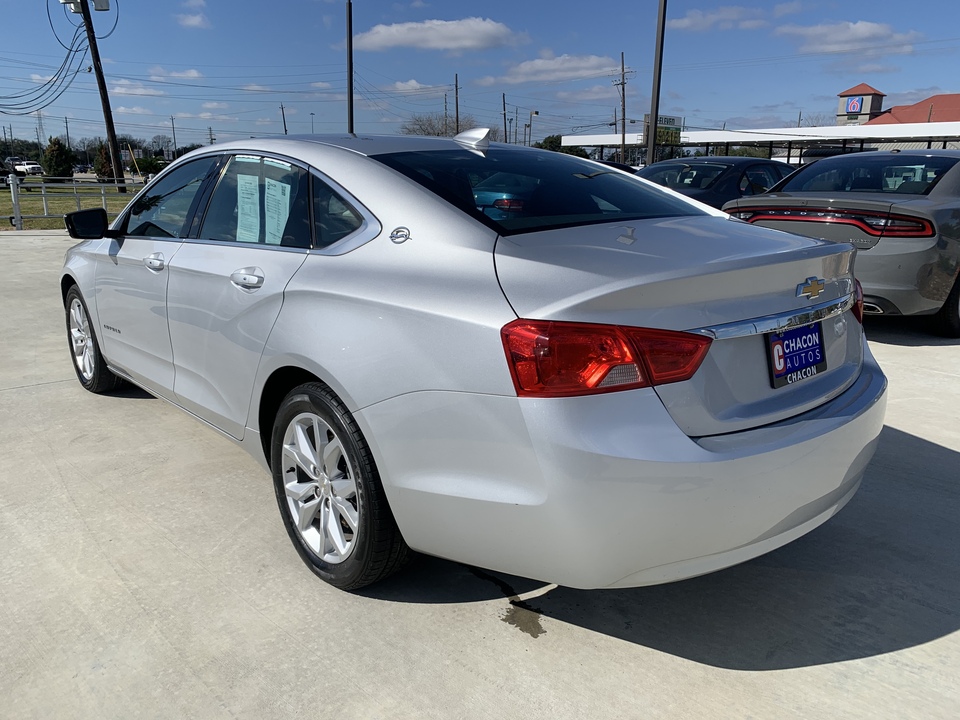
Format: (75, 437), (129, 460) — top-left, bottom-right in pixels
(310, 112), (315, 134)
(527, 110), (539, 146)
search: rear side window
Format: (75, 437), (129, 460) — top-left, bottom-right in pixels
(313, 177), (364, 248)
(641, 162), (729, 191)
(200, 155), (310, 247)
(780, 154), (959, 195)
(125, 156), (219, 238)
(374, 148), (704, 235)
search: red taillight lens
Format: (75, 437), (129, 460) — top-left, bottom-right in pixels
(737, 207), (935, 237)
(493, 198), (524, 212)
(501, 320), (712, 397)
(853, 279), (864, 324)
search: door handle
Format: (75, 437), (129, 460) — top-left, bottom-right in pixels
(230, 268), (265, 290)
(143, 252), (164, 271)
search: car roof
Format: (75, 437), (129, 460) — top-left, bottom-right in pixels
(197, 133), (533, 159)
(646, 156), (791, 167)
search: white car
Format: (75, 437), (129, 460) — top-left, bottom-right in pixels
(60, 131), (887, 591)
(15, 160), (43, 176)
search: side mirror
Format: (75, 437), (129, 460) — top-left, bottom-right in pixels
(64, 207), (115, 239)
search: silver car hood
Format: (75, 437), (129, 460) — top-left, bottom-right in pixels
(494, 215), (855, 330)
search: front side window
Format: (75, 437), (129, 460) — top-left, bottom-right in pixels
(124, 156), (219, 237)
(739, 165), (782, 195)
(780, 154), (959, 195)
(375, 148), (704, 235)
(200, 155), (310, 247)
(640, 162), (730, 191)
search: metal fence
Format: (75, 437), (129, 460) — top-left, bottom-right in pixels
(5, 174), (142, 230)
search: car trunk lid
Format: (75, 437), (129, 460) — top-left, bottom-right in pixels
(494, 215), (862, 436)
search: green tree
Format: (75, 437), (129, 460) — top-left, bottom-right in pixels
(533, 134), (589, 158)
(136, 155), (165, 175)
(93, 144), (113, 180)
(43, 136), (74, 179)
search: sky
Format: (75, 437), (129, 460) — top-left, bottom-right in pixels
(1, 0), (959, 150)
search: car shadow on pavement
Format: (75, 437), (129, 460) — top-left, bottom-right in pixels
(864, 316), (960, 347)
(369, 426), (960, 669)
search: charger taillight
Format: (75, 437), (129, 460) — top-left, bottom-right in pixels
(501, 320), (712, 398)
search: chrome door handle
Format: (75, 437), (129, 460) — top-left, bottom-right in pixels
(144, 253), (164, 271)
(230, 268), (264, 290)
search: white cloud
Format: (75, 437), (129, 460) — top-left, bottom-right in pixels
(116, 106), (152, 115)
(202, 102), (228, 109)
(182, 0), (205, 7)
(311, 81), (333, 89)
(243, 84), (271, 92)
(30, 74), (54, 82)
(255, 118), (275, 126)
(112, 79), (165, 96)
(176, 13), (211, 29)
(148, 67), (203, 81)
(480, 54), (620, 86)
(667, 7), (752, 32)
(555, 85), (619, 103)
(775, 21), (921, 56)
(773, 1), (802, 17)
(354, 17), (524, 52)
(392, 79), (426, 91)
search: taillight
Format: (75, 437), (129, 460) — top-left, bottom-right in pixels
(493, 198), (524, 212)
(853, 279), (864, 324)
(735, 207), (935, 237)
(501, 320), (712, 397)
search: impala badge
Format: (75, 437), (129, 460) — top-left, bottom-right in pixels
(796, 276), (826, 300)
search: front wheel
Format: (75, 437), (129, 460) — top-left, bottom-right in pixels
(934, 273), (960, 338)
(270, 382), (409, 590)
(64, 286), (125, 393)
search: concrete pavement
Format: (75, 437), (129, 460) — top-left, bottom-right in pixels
(1, 230), (958, 719)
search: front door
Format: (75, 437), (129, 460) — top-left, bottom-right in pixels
(94, 156), (220, 397)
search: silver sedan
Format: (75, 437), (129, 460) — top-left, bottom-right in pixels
(61, 130), (887, 590)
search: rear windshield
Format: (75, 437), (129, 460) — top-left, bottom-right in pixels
(373, 147), (704, 235)
(638, 162), (730, 190)
(778, 154), (959, 195)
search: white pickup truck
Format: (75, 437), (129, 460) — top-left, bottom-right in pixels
(14, 159), (44, 175)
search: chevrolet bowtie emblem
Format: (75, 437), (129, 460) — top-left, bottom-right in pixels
(796, 276), (825, 300)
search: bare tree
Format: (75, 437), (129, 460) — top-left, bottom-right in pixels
(150, 134), (173, 152)
(800, 112), (835, 127)
(400, 112), (502, 141)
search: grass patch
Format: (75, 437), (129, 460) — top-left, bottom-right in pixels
(1, 177), (136, 231)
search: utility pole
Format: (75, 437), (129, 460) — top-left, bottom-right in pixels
(36, 126), (43, 159)
(443, 94), (448, 135)
(170, 116), (178, 159)
(646, 0), (668, 166)
(310, 112), (315, 134)
(502, 93), (507, 143)
(37, 110), (46, 151)
(346, 0), (354, 133)
(79, 0), (126, 190)
(280, 103), (288, 135)
(64, 117), (71, 150)
(620, 53), (627, 162)
(454, 74), (460, 134)
(208, 127), (215, 144)
(514, 108), (518, 144)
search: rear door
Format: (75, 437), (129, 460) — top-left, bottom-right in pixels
(166, 154), (311, 439)
(94, 156), (220, 398)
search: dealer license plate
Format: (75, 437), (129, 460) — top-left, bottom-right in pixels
(767, 323), (827, 389)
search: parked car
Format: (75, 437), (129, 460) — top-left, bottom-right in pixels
(637, 156), (794, 209)
(14, 159), (43, 176)
(723, 150), (960, 336)
(3, 157), (26, 178)
(61, 131), (886, 591)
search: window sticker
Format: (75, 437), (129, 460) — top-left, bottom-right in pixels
(264, 178), (291, 245)
(236, 173), (260, 243)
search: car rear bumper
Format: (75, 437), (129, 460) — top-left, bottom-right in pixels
(358, 337), (887, 589)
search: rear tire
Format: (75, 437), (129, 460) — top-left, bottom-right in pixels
(270, 382), (409, 590)
(934, 274), (960, 338)
(64, 286), (125, 393)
